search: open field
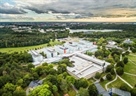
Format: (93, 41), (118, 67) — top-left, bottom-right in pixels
(122, 74), (136, 87)
(0, 40), (62, 53)
(108, 78), (130, 89)
(128, 54), (136, 62)
(124, 62), (136, 74)
(100, 80), (109, 89)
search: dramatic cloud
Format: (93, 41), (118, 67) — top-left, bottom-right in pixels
(14, 0), (136, 18)
(0, 3), (26, 14)
(1, 0), (136, 21)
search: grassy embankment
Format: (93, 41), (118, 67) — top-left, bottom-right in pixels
(0, 40), (62, 53)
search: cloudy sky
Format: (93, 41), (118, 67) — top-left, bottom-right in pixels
(0, 0), (136, 22)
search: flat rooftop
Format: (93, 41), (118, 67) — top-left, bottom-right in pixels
(59, 46), (68, 50)
(46, 48), (56, 53)
(67, 55), (102, 79)
(67, 53), (110, 79)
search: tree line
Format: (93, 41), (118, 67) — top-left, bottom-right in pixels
(0, 28), (69, 48)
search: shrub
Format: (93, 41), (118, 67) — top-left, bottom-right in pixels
(95, 72), (101, 79)
(116, 67), (124, 76)
(106, 73), (112, 81)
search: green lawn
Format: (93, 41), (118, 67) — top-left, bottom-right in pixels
(128, 54), (136, 62)
(0, 40), (62, 53)
(100, 80), (109, 89)
(108, 78), (130, 88)
(124, 62), (136, 74)
(122, 74), (136, 87)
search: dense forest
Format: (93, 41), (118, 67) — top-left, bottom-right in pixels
(0, 28), (69, 48)
(0, 52), (98, 96)
(0, 52), (33, 96)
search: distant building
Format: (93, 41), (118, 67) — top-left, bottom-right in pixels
(28, 80), (43, 91)
(108, 41), (116, 45)
(123, 39), (133, 44)
(38, 29), (45, 33)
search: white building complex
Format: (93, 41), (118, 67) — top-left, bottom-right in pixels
(29, 39), (110, 79)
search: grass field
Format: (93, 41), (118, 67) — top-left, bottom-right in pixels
(100, 80), (109, 89)
(122, 74), (136, 87)
(128, 54), (136, 62)
(124, 62), (136, 74)
(108, 78), (130, 89)
(0, 40), (62, 53)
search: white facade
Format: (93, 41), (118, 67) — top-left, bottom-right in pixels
(29, 39), (100, 66)
(29, 50), (44, 65)
(55, 46), (69, 54)
(44, 48), (58, 58)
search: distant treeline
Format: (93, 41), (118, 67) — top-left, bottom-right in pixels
(0, 28), (69, 48)
(70, 23), (136, 31)
(70, 31), (136, 39)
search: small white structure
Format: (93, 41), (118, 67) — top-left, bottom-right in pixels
(67, 53), (110, 79)
(108, 41), (116, 45)
(123, 39), (133, 44)
(29, 50), (44, 66)
(44, 48), (58, 58)
(38, 29), (45, 33)
(55, 45), (69, 54)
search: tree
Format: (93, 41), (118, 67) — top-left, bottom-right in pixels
(13, 86), (26, 96)
(131, 88), (136, 96)
(95, 72), (101, 79)
(117, 61), (124, 67)
(74, 78), (88, 89)
(59, 79), (68, 93)
(106, 65), (114, 73)
(52, 85), (58, 94)
(110, 68), (115, 75)
(120, 84), (130, 91)
(66, 76), (75, 84)
(28, 84), (52, 96)
(100, 77), (104, 82)
(123, 57), (128, 64)
(77, 88), (89, 96)
(57, 64), (67, 74)
(88, 84), (98, 96)
(106, 73), (113, 80)
(116, 67), (124, 76)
